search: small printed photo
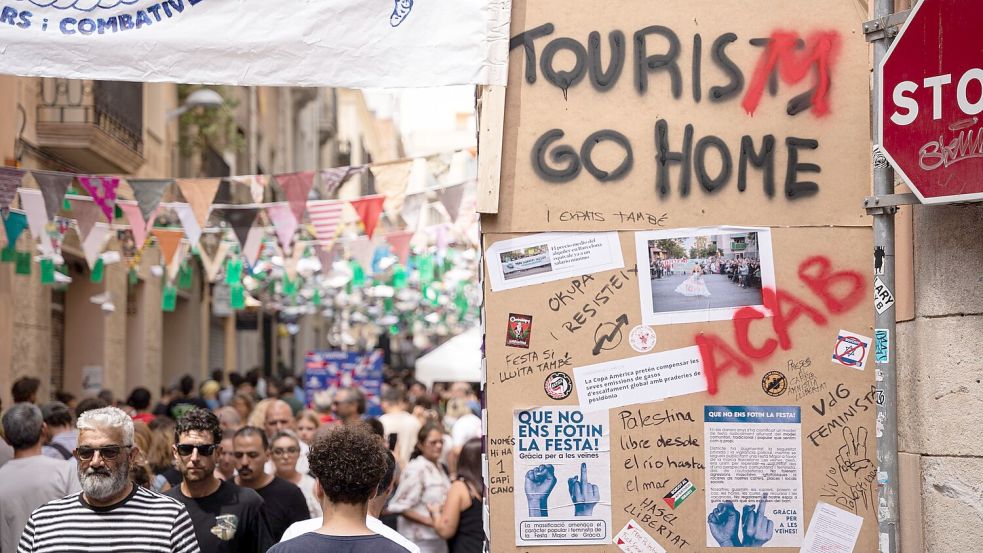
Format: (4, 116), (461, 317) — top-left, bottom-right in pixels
(635, 227), (776, 326)
(500, 244), (553, 281)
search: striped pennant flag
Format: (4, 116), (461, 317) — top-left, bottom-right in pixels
(307, 199), (345, 248)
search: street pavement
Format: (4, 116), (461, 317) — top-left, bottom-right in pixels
(650, 273), (763, 313)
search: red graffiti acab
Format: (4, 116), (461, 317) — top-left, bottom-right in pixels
(697, 256), (865, 395)
(742, 31), (841, 117)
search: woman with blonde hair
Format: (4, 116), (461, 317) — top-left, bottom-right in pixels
(247, 398), (273, 428)
(295, 409), (320, 446)
(133, 421), (172, 492)
(231, 393), (254, 424)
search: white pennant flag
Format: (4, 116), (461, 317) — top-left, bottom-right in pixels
(173, 204), (203, 245)
(18, 189), (51, 254)
(166, 241), (189, 282)
(82, 222), (112, 269)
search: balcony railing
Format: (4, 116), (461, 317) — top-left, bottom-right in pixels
(35, 78), (145, 174)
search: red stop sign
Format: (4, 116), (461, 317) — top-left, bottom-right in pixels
(879, 0), (983, 204)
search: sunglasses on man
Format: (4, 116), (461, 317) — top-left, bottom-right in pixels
(75, 445), (129, 461)
(175, 444), (218, 457)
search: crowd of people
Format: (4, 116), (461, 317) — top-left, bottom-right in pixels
(0, 373), (486, 553)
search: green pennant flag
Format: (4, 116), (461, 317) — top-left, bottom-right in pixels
(178, 262), (193, 289)
(230, 283), (245, 310)
(40, 258), (55, 285)
(283, 276), (297, 297)
(391, 264), (407, 289)
(15, 251), (31, 275)
(418, 254), (435, 285)
(312, 289), (322, 307)
(90, 258), (104, 283)
(1, 246), (15, 263)
(162, 285), (177, 312)
(350, 261), (365, 288)
(128, 269), (139, 285)
(225, 258), (242, 285)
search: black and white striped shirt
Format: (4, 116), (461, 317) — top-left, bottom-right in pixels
(17, 486), (200, 553)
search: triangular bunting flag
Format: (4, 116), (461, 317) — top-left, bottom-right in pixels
(117, 202), (157, 249)
(198, 239), (230, 283)
(349, 195), (386, 239)
(348, 236), (375, 273)
(384, 230), (414, 265)
(82, 223), (111, 269)
(308, 199), (345, 247)
(2, 211), (28, 248)
(76, 176), (120, 222)
(242, 226), (264, 266)
(128, 178), (173, 222)
(0, 167), (26, 217)
(319, 166), (354, 197)
(69, 199), (105, 241)
(230, 175), (267, 204)
(370, 161), (413, 217)
(266, 203), (299, 252)
(31, 170), (74, 222)
(152, 229), (185, 269)
(274, 171), (315, 224)
(166, 241), (189, 282)
(18, 189), (47, 246)
(214, 208), (261, 250)
(401, 191), (427, 230)
(47, 217), (71, 257)
(437, 182), (466, 222)
(284, 242), (306, 280)
(173, 203), (203, 245)
(176, 178), (220, 230)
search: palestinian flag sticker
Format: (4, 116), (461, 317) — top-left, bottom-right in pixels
(663, 478), (696, 510)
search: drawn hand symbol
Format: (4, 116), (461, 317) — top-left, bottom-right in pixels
(707, 501), (741, 547)
(568, 462), (600, 516)
(741, 493), (775, 546)
(524, 464), (556, 517)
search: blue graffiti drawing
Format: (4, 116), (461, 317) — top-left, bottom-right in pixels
(19, 0), (140, 11)
(390, 0), (413, 27)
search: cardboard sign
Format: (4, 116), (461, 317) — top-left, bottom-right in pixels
(482, 1), (875, 551)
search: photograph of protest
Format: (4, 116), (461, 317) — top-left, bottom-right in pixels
(635, 227), (776, 325)
(499, 244), (553, 281)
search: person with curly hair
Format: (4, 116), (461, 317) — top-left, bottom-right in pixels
(270, 426), (411, 553)
(165, 409), (272, 553)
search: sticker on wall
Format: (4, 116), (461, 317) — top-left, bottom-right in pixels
(663, 478), (697, 510)
(873, 276), (895, 314)
(831, 330), (872, 371)
(874, 329), (889, 364)
(544, 372), (573, 400)
(629, 325), (657, 353)
(614, 520), (668, 553)
(506, 313), (533, 349)
(761, 371), (788, 397)
(873, 246), (885, 276)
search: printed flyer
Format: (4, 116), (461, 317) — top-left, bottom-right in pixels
(514, 406), (612, 546)
(704, 406), (804, 548)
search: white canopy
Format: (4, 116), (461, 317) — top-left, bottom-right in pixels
(414, 327), (482, 388)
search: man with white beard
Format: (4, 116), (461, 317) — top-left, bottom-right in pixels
(17, 406), (200, 553)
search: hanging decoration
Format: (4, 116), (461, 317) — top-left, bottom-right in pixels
(117, 202), (157, 249)
(176, 178), (221, 230)
(34, 174), (70, 219)
(274, 171), (316, 224)
(349, 195), (386, 239)
(308, 199), (345, 248)
(76, 176), (120, 222)
(0, 167), (25, 217)
(128, 178), (173, 222)
(266, 203), (299, 252)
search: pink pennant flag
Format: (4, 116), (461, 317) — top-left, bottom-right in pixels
(242, 225), (265, 266)
(266, 203), (299, 252)
(384, 230), (414, 265)
(348, 236), (375, 273)
(273, 171), (315, 224)
(307, 199), (345, 247)
(76, 176), (120, 222)
(69, 199), (105, 241)
(118, 202), (157, 249)
(349, 195), (386, 238)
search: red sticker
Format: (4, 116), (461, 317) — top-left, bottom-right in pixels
(506, 313), (533, 348)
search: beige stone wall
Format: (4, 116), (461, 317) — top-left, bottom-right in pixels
(897, 203), (983, 552)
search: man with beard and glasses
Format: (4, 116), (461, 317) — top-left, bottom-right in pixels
(233, 426), (309, 542)
(17, 407), (199, 553)
(0, 403), (80, 553)
(165, 409), (272, 553)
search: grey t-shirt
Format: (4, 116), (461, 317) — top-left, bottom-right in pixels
(0, 455), (80, 553)
(271, 533), (411, 553)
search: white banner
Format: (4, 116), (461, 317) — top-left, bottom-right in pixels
(0, 0), (510, 87)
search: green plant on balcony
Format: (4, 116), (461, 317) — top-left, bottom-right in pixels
(176, 85), (244, 161)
